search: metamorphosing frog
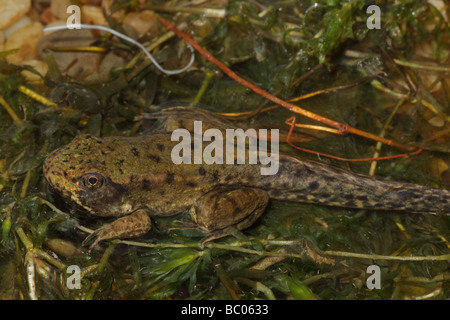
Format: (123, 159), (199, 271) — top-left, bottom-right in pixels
(43, 107), (450, 247)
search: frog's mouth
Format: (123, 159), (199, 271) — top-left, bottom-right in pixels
(45, 173), (93, 213)
(45, 181), (92, 216)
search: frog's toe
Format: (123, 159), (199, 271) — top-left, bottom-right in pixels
(82, 227), (110, 248)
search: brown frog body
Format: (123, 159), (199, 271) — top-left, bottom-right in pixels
(43, 107), (450, 246)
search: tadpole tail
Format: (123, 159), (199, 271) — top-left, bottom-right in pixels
(260, 155), (450, 213)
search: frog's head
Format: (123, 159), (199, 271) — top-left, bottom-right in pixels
(43, 134), (135, 217)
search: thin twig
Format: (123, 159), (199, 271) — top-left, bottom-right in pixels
(0, 95), (23, 126)
(158, 16), (416, 153)
(369, 98), (406, 175)
(394, 59), (450, 73)
(285, 116), (423, 162)
(110, 236), (450, 262)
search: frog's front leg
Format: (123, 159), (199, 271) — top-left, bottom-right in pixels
(82, 209), (151, 248)
(189, 188), (269, 243)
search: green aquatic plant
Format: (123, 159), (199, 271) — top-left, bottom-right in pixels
(0, 0), (449, 300)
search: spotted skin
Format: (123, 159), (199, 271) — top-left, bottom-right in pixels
(43, 107), (450, 246)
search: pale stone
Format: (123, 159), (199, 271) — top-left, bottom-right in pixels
(0, 31), (4, 51)
(5, 22), (44, 65)
(50, 0), (72, 20)
(45, 238), (81, 258)
(101, 0), (122, 20)
(122, 10), (157, 38)
(81, 5), (107, 25)
(86, 51), (126, 82)
(0, 0), (31, 30)
(27, 4), (41, 23)
(3, 16), (31, 39)
(37, 29), (101, 79)
(21, 59), (48, 82)
(428, 0), (446, 13)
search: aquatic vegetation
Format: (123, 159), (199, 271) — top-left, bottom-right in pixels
(0, 0), (449, 300)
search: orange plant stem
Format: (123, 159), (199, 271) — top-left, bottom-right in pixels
(158, 16), (415, 153)
(285, 116), (423, 162)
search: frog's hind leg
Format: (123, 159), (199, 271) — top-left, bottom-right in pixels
(82, 209), (152, 248)
(189, 188), (269, 245)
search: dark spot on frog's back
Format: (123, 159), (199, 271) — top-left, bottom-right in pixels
(149, 154), (161, 163)
(425, 195), (439, 202)
(308, 181), (320, 191)
(131, 147), (140, 156)
(297, 164), (315, 177)
(93, 138), (103, 144)
(198, 166), (206, 176)
(395, 190), (411, 200)
(356, 195), (368, 201)
(142, 179), (151, 190)
(156, 144), (165, 152)
(166, 173), (174, 184)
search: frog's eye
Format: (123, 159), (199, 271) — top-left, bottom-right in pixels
(81, 173), (105, 189)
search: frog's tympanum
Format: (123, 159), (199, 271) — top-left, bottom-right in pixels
(43, 107), (450, 247)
